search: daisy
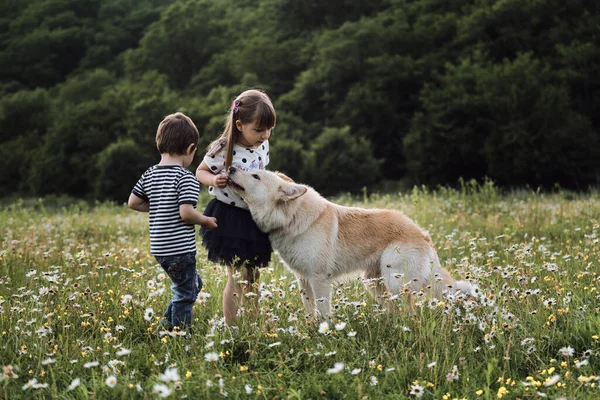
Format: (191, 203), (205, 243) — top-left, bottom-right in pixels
(369, 376), (378, 386)
(121, 294), (132, 304)
(347, 331), (357, 337)
(105, 375), (117, 388)
(335, 322), (346, 331)
(144, 308), (154, 322)
(67, 378), (80, 391)
(351, 368), (362, 375)
(326, 362), (344, 374)
(559, 346), (574, 357)
(153, 383), (173, 398)
(116, 348), (131, 356)
(318, 321), (330, 334)
(159, 367), (180, 383)
(410, 383), (424, 397)
(197, 292), (211, 303)
(544, 375), (561, 387)
(204, 352), (219, 362)
(83, 361), (99, 368)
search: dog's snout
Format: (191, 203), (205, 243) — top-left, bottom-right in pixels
(228, 166), (236, 174)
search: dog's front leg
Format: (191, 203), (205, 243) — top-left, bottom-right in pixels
(311, 275), (332, 319)
(297, 276), (316, 318)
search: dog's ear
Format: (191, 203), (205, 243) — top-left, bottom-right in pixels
(279, 182), (307, 201)
(275, 172), (295, 183)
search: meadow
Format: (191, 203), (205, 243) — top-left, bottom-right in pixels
(1, 182), (599, 399)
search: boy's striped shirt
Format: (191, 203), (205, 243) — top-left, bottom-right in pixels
(132, 165), (200, 256)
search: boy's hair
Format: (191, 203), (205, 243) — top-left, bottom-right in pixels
(207, 89), (276, 169)
(156, 112), (200, 155)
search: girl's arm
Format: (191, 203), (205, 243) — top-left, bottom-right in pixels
(128, 193), (149, 212)
(196, 161), (228, 188)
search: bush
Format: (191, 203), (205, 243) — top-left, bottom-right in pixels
(94, 139), (153, 203)
(307, 126), (380, 196)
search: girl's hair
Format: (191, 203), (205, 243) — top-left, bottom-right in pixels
(156, 112), (199, 155)
(207, 89), (276, 169)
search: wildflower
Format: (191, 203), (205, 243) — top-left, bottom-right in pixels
(347, 331), (357, 337)
(351, 368), (362, 375)
(410, 383), (424, 397)
(544, 375), (561, 386)
(335, 322), (346, 331)
(144, 308), (154, 322)
(245, 384), (252, 394)
(2, 365), (19, 380)
(206, 380), (214, 387)
(41, 358), (56, 366)
(159, 367), (180, 383)
(205, 341), (214, 349)
(558, 346), (574, 357)
(369, 376), (378, 386)
(197, 292), (211, 303)
(497, 386), (509, 398)
(147, 280), (156, 289)
(153, 383), (173, 398)
(326, 362), (344, 374)
(116, 348), (131, 357)
(67, 378), (80, 391)
(446, 365), (459, 381)
(427, 361), (437, 369)
(268, 342), (281, 347)
(83, 361), (99, 368)
(105, 375), (117, 388)
(204, 352), (219, 362)
(39, 287), (49, 296)
(121, 294), (132, 304)
(157, 273), (166, 281)
(576, 359), (589, 368)
(318, 321), (330, 334)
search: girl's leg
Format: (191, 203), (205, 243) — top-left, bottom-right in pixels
(222, 265), (261, 326)
(223, 265), (239, 326)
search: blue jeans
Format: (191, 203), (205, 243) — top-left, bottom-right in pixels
(154, 252), (202, 329)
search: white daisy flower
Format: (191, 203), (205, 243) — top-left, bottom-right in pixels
(204, 352), (219, 362)
(326, 362), (344, 374)
(67, 378), (80, 391)
(105, 375), (117, 388)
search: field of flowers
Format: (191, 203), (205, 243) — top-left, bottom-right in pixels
(1, 183), (599, 399)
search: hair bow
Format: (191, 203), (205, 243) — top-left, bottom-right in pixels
(233, 100), (241, 113)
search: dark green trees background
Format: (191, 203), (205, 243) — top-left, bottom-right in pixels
(1, 0), (599, 202)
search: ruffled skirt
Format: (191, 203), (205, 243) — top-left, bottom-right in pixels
(200, 199), (272, 268)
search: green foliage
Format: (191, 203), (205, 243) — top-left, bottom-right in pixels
(95, 139), (149, 203)
(1, 0), (600, 200)
(308, 126), (380, 196)
(1, 190), (600, 398)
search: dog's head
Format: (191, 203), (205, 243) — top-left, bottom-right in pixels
(227, 167), (307, 208)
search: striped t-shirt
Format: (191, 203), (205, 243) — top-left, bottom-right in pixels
(132, 165), (200, 256)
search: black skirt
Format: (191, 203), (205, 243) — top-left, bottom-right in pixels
(200, 198), (272, 268)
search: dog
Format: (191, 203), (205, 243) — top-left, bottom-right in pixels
(227, 167), (475, 318)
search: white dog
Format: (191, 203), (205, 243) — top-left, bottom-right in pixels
(227, 167), (475, 318)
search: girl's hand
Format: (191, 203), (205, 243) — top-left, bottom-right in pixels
(213, 173), (228, 188)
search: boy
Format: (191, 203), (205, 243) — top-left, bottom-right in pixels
(128, 112), (218, 332)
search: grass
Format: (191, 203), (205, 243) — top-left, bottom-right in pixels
(1, 182), (599, 399)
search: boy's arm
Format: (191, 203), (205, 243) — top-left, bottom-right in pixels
(128, 193), (149, 212)
(179, 204), (217, 230)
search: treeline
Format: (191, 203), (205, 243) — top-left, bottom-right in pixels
(1, 0), (599, 202)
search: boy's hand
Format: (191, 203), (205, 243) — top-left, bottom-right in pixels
(213, 173), (228, 188)
(201, 216), (218, 230)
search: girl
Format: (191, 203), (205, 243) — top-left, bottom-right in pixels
(196, 89), (275, 326)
